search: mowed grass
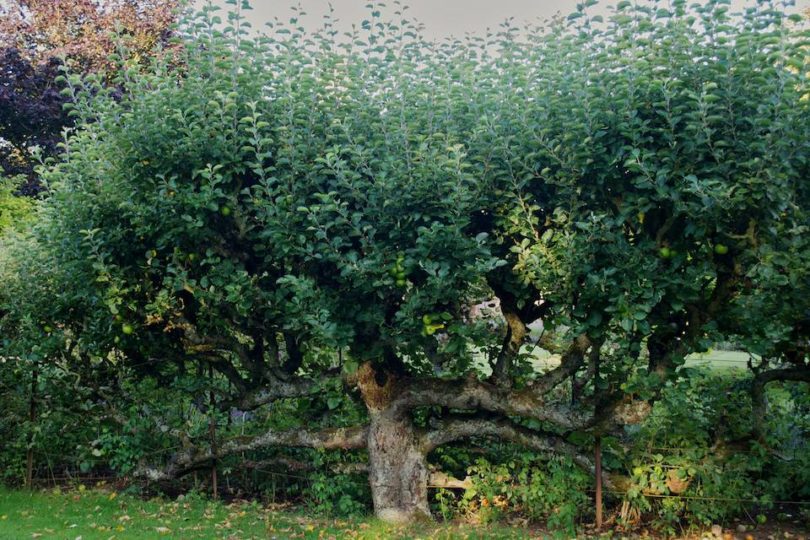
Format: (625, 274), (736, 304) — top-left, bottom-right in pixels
(0, 486), (533, 540)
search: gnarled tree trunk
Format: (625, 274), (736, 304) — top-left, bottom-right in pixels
(356, 362), (430, 522)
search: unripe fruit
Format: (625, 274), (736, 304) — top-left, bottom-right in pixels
(714, 243), (728, 255)
(395, 279), (406, 287)
(122, 323), (134, 335)
(220, 206), (232, 216)
(425, 323), (445, 335)
(422, 314), (433, 325)
(659, 246), (672, 259)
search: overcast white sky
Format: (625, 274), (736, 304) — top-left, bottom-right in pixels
(201, 0), (809, 39)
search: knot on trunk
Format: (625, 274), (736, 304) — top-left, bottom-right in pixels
(356, 362), (398, 412)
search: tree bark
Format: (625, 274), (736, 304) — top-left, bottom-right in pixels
(595, 437), (603, 529)
(208, 364), (218, 500)
(367, 411), (430, 522)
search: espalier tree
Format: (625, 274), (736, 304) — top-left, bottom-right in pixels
(1, 0), (808, 522)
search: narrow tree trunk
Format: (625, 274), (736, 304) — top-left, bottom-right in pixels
(25, 367), (38, 489)
(594, 345), (603, 529)
(751, 376), (767, 442)
(208, 364), (218, 500)
(356, 363), (430, 523)
(594, 436), (603, 529)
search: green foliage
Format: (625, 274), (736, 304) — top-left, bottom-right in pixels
(305, 470), (369, 517)
(619, 371), (810, 532)
(465, 455), (590, 534)
(429, 443), (590, 533)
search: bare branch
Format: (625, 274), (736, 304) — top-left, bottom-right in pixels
(395, 375), (580, 430)
(528, 334), (591, 395)
(233, 373), (340, 411)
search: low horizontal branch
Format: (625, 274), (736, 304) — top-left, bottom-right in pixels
(136, 424), (368, 481)
(422, 415), (613, 489)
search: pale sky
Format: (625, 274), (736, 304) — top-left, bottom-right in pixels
(203, 0), (809, 39)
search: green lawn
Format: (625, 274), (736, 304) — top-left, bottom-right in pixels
(682, 349), (751, 370)
(518, 347), (752, 373)
(0, 487), (535, 539)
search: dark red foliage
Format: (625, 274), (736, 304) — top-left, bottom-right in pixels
(0, 48), (69, 194)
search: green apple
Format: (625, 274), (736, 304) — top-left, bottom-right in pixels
(714, 243), (728, 255)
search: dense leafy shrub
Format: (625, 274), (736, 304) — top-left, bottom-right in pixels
(0, 176), (33, 233)
(620, 371), (810, 533)
(422, 369), (808, 533)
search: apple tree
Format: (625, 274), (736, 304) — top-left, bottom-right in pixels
(2, 0), (807, 521)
